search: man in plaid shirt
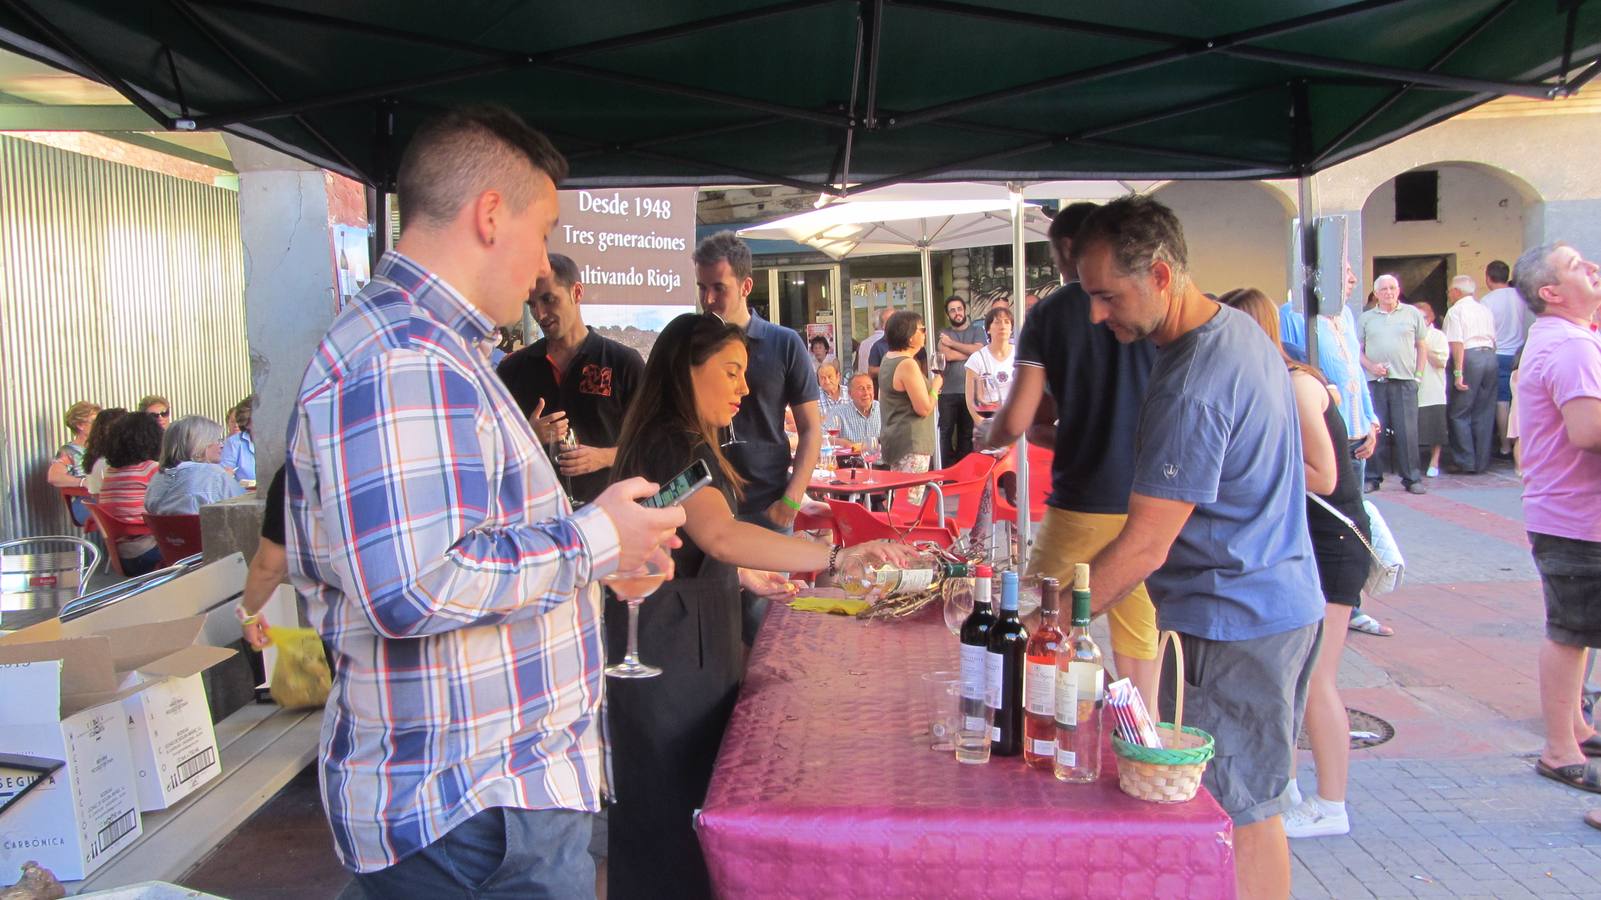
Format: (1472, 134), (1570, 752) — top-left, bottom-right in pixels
(284, 106), (684, 898)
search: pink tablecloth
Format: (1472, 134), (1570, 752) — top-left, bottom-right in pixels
(696, 604), (1235, 899)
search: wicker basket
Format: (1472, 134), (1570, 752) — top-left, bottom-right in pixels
(1111, 631), (1215, 803)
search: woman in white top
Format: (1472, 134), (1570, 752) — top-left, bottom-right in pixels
(1413, 302), (1450, 477)
(82, 407), (128, 496)
(964, 306), (1015, 423)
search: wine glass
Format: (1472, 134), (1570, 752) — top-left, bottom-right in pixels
(556, 427), (580, 500)
(942, 575), (974, 636)
(604, 562), (668, 679)
(721, 417), (745, 448)
(860, 435), (880, 484)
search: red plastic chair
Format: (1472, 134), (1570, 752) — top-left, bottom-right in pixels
(59, 485), (96, 532)
(793, 507), (838, 546)
(991, 443), (1054, 526)
(827, 497), (958, 549)
(885, 452), (998, 533)
(82, 501), (140, 577)
(146, 513), (204, 566)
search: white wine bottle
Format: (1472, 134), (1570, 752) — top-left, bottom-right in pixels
(1053, 563), (1104, 783)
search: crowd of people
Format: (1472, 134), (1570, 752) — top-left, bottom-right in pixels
(136, 103), (1592, 900)
(44, 392), (256, 575)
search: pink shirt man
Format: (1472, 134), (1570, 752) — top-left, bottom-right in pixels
(1518, 316), (1601, 542)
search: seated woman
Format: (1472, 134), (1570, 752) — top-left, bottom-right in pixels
(146, 415), (246, 515)
(138, 394), (172, 429)
(98, 412), (166, 576)
(878, 310), (941, 500)
(47, 400), (101, 525)
(82, 407), (127, 496)
(220, 397), (257, 485)
(965, 305), (1015, 422)
(607, 312), (910, 900)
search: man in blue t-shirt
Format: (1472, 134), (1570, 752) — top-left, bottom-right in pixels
(1075, 196), (1323, 900)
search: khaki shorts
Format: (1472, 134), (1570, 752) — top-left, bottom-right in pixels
(1026, 506), (1158, 660)
(1162, 624), (1321, 826)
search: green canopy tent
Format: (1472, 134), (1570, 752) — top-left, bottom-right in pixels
(2, 0), (1594, 561)
(0, 0), (1596, 193)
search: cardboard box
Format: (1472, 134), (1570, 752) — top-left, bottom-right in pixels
(123, 674), (221, 811)
(0, 658), (140, 881)
(0, 616), (235, 879)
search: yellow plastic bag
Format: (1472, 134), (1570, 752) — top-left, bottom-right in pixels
(788, 596), (870, 616)
(267, 626), (332, 709)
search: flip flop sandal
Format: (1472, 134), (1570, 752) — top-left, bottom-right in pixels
(1587, 809), (1601, 831)
(1536, 759), (1601, 794)
(1581, 734), (1601, 758)
(1348, 614), (1394, 636)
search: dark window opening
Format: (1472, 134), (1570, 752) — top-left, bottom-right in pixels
(1394, 170), (1439, 222)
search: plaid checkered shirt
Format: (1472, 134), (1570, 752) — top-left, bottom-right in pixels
(285, 250), (620, 873)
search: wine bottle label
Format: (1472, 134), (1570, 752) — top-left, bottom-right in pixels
(891, 568), (936, 595)
(1031, 738), (1056, 757)
(965, 715), (985, 732)
(959, 644), (986, 701)
(1055, 669), (1078, 726)
(1025, 661), (1055, 716)
(984, 651), (1003, 709)
(1055, 747), (1077, 767)
(1071, 660), (1104, 703)
(990, 725), (1000, 742)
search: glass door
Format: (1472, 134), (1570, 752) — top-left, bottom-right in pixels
(759, 264), (841, 369)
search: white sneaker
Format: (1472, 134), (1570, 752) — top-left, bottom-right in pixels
(1426, 466), (1440, 477)
(1285, 779), (1303, 807)
(1283, 798), (1350, 838)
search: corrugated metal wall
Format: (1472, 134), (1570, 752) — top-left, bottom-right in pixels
(0, 135), (249, 540)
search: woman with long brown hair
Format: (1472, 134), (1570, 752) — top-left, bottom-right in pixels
(606, 312), (908, 899)
(1222, 287), (1368, 840)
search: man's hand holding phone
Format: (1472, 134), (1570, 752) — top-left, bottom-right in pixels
(594, 478), (685, 575)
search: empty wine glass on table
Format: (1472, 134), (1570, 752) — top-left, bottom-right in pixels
(860, 435), (880, 483)
(942, 569), (975, 636)
(604, 561), (668, 679)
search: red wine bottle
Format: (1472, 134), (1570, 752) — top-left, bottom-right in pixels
(1023, 577), (1063, 769)
(958, 565), (996, 740)
(985, 570), (1028, 757)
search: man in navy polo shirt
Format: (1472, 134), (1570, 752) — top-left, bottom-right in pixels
(694, 232), (820, 639)
(498, 253), (645, 503)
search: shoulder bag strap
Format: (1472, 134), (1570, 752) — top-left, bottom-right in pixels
(1306, 491), (1386, 567)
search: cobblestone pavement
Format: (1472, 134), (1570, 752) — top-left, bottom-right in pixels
(1289, 464), (1601, 898)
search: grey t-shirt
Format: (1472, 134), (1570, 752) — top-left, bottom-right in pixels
(1357, 304), (1426, 381)
(1132, 305), (1324, 641)
(938, 322), (988, 395)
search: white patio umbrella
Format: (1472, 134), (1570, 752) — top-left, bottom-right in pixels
(739, 182), (1073, 557)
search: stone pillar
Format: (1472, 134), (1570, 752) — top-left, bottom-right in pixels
(221, 137), (345, 485)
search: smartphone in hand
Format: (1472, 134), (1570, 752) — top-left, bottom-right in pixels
(643, 458), (713, 508)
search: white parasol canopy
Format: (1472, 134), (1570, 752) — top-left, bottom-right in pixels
(739, 181), (1136, 558)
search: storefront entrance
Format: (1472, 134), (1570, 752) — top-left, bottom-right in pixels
(756, 264), (841, 368)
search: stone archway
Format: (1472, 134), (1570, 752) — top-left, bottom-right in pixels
(1149, 180), (1297, 298)
(1359, 161), (1540, 312)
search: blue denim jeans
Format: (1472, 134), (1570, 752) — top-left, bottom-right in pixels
(350, 807), (594, 899)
